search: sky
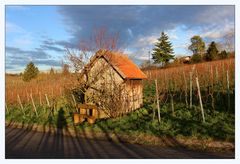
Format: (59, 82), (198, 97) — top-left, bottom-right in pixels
(5, 5), (235, 73)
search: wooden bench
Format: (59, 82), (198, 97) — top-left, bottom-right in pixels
(73, 104), (98, 124)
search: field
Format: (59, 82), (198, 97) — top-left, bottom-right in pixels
(5, 58), (235, 147)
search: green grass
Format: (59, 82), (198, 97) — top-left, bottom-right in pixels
(6, 96), (75, 128)
(6, 83), (235, 143)
(80, 103), (234, 142)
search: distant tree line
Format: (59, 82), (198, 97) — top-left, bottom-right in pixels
(143, 32), (234, 69)
(188, 35), (231, 64)
(20, 61), (71, 82)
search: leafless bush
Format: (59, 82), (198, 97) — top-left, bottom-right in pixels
(65, 27), (128, 117)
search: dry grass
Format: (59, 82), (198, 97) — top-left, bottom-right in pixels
(143, 58), (234, 92)
(5, 73), (76, 105)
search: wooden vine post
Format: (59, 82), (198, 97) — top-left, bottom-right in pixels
(227, 70), (230, 111)
(17, 94), (25, 116)
(71, 94), (78, 112)
(5, 103), (9, 114)
(39, 92), (42, 106)
(45, 94), (50, 107)
(189, 71), (193, 108)
(196, 77), (205, 123)
(30, 94), (38, 117)
(152, 98), (156, 121)
(183, 71), (188, 107)
(155, 79), (161, 123)
(169, 79), (175, 116)
(215, 66), (219, 84)
(189, 65), (195, 109)
(170, 94), (175, 116)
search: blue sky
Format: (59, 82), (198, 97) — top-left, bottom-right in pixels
(6, 5), (234, 73)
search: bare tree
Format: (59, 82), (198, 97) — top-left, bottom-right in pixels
(67, 27), (120, 73)
(61, 61), (70, 75)
(65, 27), (127, 117)
(223, 30), (234, 52)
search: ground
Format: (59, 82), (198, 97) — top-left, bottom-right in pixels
(5, 127), (234, 159)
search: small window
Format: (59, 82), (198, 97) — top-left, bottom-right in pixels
(87, 109), (93, 116)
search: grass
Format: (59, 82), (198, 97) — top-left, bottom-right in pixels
(7, 98), (234, 143)
(6, 96), (75, 128)
(80, 103), (234, 142)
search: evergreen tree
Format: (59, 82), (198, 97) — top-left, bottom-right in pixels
(188, 35), (205, 58)
(218, 50), (229, 59)
(152, 32), (174, 66)
(206, 41), (218, 61)
(49, 67), (55, 75)
(22, 62), (39, 82)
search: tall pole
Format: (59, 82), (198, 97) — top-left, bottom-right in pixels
(148, 51), (151, 66)
(155, 79), (161, 123)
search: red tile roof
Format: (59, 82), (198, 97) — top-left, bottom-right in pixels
(100, 50), (147, 79)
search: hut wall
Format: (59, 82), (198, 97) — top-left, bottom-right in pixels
(84, 57), (144, 118)
(125, 79), (144, 111)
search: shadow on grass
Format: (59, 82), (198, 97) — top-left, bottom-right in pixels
(5, 106), (233, 159)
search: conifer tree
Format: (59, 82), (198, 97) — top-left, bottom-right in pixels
(22, 62), (39, 82)
(218, 50), (229, 59)
(206, 41), (218, 61)
(152, 32), (174, 66)
(49, 67), (55, 75)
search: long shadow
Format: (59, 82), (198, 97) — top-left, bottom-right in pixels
(88, 126), (114, 158)
(51, 108), (83, 158)
(77, 124), (103, 158)
(96, 123), (143, 158)
(59, 112), (84, 159)
(6, 123), (34, 147)
(35, 111), (56, 158)
(53, 108), (66, 158)
(95, 111), (231, 159)
(5, 123), (35, 158)
(72, 124), (95, 158)
(6, 105), (233, 159)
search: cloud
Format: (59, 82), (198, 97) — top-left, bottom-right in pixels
(6, 46), (58, 72)
(57, 5), (234, 56)
(58, 6), (233, 38)
(41, 37), (78, 49)
(34, 59), (62, 67)
(127, 28), (133, 38)
(39, 45), (65, 52)
(201, 22), (234, 39)
(6, 21), (34, 47)
(6, 46), (50, 59)
(6, 22), (25, 33)
(135, 35), (157, 48)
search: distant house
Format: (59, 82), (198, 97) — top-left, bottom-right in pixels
(180, 56), (191, 64)
(81, 50), (147, 118)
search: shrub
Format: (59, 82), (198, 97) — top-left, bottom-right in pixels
(191, 54), (202, 63)
(218, 50), (229, 59)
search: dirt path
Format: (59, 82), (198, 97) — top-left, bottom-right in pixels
(5, 127), (234, 159)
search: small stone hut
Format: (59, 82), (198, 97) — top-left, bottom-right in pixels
(81, 50), (147, 118)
